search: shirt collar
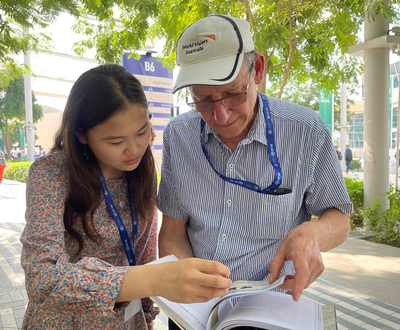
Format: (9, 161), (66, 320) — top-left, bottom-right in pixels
(202, 93), (268, 146)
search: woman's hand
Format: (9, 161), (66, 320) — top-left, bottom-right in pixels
(155, 258), (232, 304)
(116, 258), (231, 304)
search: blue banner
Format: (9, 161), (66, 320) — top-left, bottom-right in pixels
(122, 54), (173, 79)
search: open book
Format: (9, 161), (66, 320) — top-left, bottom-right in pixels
(150, 255), (323, 330)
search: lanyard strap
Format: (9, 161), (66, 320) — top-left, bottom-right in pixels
(200, 92), (286, 194)
(100, 170), (137, 266)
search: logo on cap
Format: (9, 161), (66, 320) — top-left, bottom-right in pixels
(202, 34), (216, 41)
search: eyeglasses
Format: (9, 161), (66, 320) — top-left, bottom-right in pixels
(186, 63), (254, 113)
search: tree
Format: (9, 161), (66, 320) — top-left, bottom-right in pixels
(0, 0), (159, 80)
(0, 0), (83, 86)
(0, 77), (43, 158)
(72, 0), (399, 100)
(2, 1), (399, 103)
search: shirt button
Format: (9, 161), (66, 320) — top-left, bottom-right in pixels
(229, 164), (234, 169)
(119, 201), (125, 208)
(103, 312), (108, 316)
(227, 200), (231, 205)
(222, 234), (227, 240)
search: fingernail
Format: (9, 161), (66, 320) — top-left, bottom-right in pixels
(294, 293), (300, 301)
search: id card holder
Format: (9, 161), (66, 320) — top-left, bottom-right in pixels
(124, 299), (141, 322)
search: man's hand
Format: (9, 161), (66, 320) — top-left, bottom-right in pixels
(268, 222), (324, 302)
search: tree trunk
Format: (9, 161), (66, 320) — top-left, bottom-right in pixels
(258, 74), (267, 95)
(4, 122), (11, 159)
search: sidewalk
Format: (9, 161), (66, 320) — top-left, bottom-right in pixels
(0, 179), (399, 329)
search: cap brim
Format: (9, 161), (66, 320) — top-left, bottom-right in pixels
(173, 53), (244, 94)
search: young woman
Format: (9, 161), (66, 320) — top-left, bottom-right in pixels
(20, 64), (231, 329)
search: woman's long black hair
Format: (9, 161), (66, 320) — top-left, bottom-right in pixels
(52, 64), (155, 257)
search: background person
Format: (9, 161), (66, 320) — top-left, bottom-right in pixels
(11, 147), (19, 160)
(20, 64), (231, 330)
(334, 145), (342, 161)
(156, 15), (352, 329)
(0, 149), (7, 183)
(344, 144), (354, 174)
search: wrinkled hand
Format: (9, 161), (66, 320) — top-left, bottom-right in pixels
(158, 258), (232, 304)
(268, 222), (324, 302)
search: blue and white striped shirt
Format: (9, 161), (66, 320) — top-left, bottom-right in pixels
(157, 94), (353, 282)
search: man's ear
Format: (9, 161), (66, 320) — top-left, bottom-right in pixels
(254, 53), (265, 85)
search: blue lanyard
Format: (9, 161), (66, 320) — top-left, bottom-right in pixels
(200, 92), (291, 195)
(100, 170), (137, 266)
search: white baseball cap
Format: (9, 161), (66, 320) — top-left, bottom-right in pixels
(173, 15), (254, 94)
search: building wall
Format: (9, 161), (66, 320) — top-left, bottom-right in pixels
(34, 105), (63, 152)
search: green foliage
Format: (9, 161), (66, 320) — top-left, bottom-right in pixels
(3, 161), (32, 183)
(0, 0), (79, 76)
(350, 159), (362, 171)
(72, 0), (159, 63)
(147, 0), (399, 98)
(364, 186), (400, 248)
(0, 75), (43, 155)
(344, 177), (364, 228)
(0, 76), (43, 125)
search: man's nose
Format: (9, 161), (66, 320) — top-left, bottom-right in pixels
(213, 101), (232, 125)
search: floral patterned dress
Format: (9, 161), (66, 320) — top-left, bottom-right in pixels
(20, 151), (159, 329)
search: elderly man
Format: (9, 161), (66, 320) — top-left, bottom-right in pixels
(157, 14), (352, 328)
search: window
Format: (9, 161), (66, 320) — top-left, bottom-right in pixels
(349, 113), (364, 148)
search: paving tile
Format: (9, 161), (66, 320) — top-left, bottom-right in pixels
(356, 309), (383, 320)
(356, 316), (394, 329)
(337, 325), (350, 330)
(18, 290), (27, 301)
(0, 294), (11, 305)
(0, 309), (12, 317)
(375, 317), (400, 329)
(1, 314), (17, 327)
(337, 318), (366, 330)
(359, 325), (380, 330)
(11, 307), (25, 320)
(359, 304), (400, 323)
(13, 317), (24, 329)
(317, 293), (341, 304)
(8, 292), (22, 303)
(305, 287), (324, 296)
(15, 317), (23, 329)
(339, 314), (366, 326)
(0, 301), (25, 309)
(336, 301), (361, 312)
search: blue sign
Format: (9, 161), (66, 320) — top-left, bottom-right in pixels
(122, 54), (173, 79)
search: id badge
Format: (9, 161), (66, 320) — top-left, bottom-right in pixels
(124, 299), (141, 322)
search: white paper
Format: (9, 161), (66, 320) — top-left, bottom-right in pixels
(124, 299), (141, 322)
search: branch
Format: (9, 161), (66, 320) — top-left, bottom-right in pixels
(265, 43), (277, 67)
(278, 0), (294, 99)
(268, 56), (306, 71)
(294, 0), (319, 46)
(240, 0), (254, 26)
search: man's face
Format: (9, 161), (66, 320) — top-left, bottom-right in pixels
(188, 58), (262, 144)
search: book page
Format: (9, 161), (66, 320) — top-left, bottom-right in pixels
(152, 296), (216, 330)
(149, 255), (219, 330)
(216, 291), (321, 330)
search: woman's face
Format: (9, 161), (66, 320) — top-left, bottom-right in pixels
(78, 103), (151, 179)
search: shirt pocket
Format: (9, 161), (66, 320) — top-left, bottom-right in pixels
(248, 192), (293, 241)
